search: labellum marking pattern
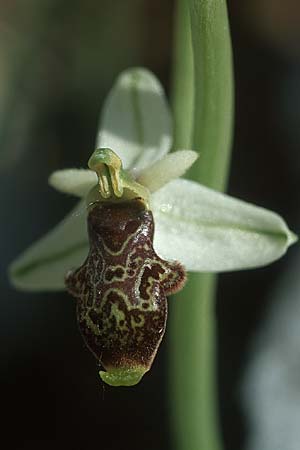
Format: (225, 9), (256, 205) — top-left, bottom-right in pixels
(65, 198), (186, 386)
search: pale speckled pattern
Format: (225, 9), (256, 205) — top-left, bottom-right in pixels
(65, 199), (186, 380)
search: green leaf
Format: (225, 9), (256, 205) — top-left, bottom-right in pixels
(169, 1), (237, 450)
(96, 68), (172, 172)
(152, 179), (297, 271)
(188, 0), (234, 191)
(9, 202), (88, 291)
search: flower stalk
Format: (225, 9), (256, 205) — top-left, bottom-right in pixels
(170, 1), (234, 449)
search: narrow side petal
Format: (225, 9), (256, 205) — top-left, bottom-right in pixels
(151, 179), (297, 272)
(137, 150), (198, 192)
(9, 202), (89, 291)
(96, 68), (172, 171)
(49, 169), (97, 198)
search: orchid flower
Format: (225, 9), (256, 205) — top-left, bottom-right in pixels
(9, 68), (297, 386)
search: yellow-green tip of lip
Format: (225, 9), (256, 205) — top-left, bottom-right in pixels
(99, 367), (146, 387)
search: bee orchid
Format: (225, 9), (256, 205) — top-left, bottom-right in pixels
(9, 68), (297, 386)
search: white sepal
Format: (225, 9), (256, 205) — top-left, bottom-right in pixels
(96, 68), (172, 172)
(151, 179), (297, 272)
(9, 202), (89, 291)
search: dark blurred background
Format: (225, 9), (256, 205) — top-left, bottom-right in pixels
(1, 1), (300, 449)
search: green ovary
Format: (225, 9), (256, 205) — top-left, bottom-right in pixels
(99, 366), (146, 387)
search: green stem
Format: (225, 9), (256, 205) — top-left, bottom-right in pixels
(170, 272), (220, 450)
(170, 1), (233, 450)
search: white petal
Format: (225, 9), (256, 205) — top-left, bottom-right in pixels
(9, 202), (89, 291)
(49, 169), (97, 198)
(137, 150), (198, 192)
(96, 68), (172, 171)
(151, 179), (297, 272)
